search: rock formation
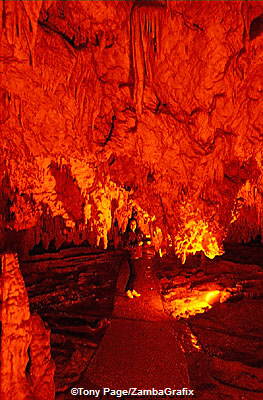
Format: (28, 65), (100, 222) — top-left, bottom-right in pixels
(0, 253), (55, 400)
(0, 1), (263, 260)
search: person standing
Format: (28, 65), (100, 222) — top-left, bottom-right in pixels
(122, 218), (144, 299)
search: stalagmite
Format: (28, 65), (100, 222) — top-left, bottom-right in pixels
(0, 253), (55, 400)
(0, 253), (33, 400)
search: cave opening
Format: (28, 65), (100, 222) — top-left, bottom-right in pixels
(0, 1), (263, 400)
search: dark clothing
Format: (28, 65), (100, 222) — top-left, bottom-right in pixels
(122, 229), (144, 259)
(125, 255), (137, 291)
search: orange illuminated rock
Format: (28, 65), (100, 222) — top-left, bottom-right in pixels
(0, 1), (262, 259)
(0, 253), (55, 400)
(174, 203), (224, 263)
(30, 315), (56, 400)
(0, 253), (32, 400)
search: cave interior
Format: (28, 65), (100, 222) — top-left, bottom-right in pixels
(0, 1), (263, 399)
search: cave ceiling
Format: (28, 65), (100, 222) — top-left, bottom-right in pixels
(0, 0), (263, 256)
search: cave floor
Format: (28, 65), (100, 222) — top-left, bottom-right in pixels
(84, 258), (189, 392)
(22, 246), (263, 400)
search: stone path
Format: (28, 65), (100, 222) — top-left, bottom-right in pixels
(85, 258), (189, 394)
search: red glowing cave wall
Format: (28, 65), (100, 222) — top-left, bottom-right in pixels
(0, 0), (262, 258)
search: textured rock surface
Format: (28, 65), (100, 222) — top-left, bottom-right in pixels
(0, 1), (263, 258)
(0, 253), (55, 400)
(20, 247), (125, 394)
(155, 250), (263, 399)
(30, 314), (56, 400)
(0, 253), (32, 400)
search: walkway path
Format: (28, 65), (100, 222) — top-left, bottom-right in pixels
(86, 257), (189, 392)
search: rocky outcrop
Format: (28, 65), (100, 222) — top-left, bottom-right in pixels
(0, 253), (55, 400)
(20, 247), (125, 394)
(30, 315), (55, 400)
(0, 253), (33, 400)
(156, 252), (263, 399)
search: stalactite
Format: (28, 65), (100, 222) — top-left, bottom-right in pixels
(0, 0), (43, 65)
(1, 0), (263, 261)
(228, 177), (263, 243)
(130, 3), (165, 115)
